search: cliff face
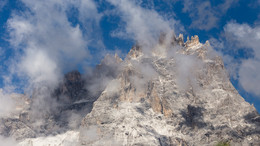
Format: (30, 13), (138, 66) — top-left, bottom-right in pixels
(80, 35), (260, 146)
(1, 34), (259, 146)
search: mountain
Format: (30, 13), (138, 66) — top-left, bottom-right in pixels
(79, 35), (260, 145)
(1, 34), (260, 146)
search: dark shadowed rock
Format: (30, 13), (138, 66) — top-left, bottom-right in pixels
(54, 70), (87, 103)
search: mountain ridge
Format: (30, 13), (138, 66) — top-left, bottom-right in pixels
(79, 34), (260, 145)
(1, 34), (259, 146)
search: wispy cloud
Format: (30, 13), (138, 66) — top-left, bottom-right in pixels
(224, 22), (260, 96)
(106, 0), (176, 51)
(180, 0), (238, 30)
(0, 0), (7, 11)
(0, 89), (16, 118)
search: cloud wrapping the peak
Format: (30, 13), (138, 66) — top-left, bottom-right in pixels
(0, 89), (16, 118)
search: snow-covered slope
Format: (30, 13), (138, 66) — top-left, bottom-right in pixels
(19, 131), (79, 146)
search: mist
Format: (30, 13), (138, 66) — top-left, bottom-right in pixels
(0, 89), (16, 118)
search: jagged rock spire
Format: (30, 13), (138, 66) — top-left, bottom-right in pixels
(185, 35), (199, 47)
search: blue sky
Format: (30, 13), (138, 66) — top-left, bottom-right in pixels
(0, 0), (260, 112)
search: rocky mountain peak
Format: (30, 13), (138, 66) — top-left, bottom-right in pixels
(176, 34), (184, 46)
(114, 53), (123, 63)
(127, 44), (143, 59)
(64, 70), (82, 83)
(1, 33), (259, 146)
(79, 34), (260, 146)
(55, 70), (86, 103)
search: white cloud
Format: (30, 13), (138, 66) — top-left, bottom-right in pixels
(0, 47), (4, 60)
(75, 0), (104, 49)
(224, 22), (260, 96)
(175, 54), (204, 91)
(180, 0), (238, 30)
(0, 89), (15, 118)
(224, 22), (260, 56)
(129, 60), (159, 93)
(239, 59), (260, 95)
(106, 0), (176, 51)
(184, 1), (218, 30)
(106, 79), (121, 96)
(20, 49), (59, 86)
(6, 0), (101, 91)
